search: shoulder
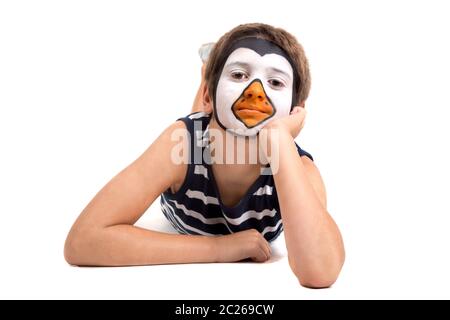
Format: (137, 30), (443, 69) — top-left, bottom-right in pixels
(137, 119), (191, 194)
(153, 111), (211, 150)
(175, 111), (212, 134)
(177, 111), (212, 125)
(151, 112), (211, 194)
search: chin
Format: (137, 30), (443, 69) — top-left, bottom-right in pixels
(227, 126), (262, 137)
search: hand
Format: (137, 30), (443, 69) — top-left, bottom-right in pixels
(263, 106), (306, 139)
(213, 229), (272, 263)
(201, 63), (206, 81)
(191, 64), (207, 113)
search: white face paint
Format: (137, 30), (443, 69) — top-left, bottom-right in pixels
(215, 47), (294, 136)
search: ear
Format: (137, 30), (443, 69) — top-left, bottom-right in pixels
(202, 84), (213, 114)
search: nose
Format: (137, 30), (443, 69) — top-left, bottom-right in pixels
(244, 81), (266, 101)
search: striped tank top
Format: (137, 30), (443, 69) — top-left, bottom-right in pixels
(160, 112), (313, 242)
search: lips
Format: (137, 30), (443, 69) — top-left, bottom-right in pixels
(232, 80), (274, 128)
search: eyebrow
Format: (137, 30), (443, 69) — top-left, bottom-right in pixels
(225, 61), (251, 69)
(267, 66), (292, 80)
(225, 61), (292, 80)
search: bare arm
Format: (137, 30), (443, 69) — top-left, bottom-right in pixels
(64, 121), (271, 266)
(261, 108), (345, 288)
(64, 121), (217, 266)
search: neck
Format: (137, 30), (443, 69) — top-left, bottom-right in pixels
(206, 116), (267, 206)
(208, 116), (265, 168)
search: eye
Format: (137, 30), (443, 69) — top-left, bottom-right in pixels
(230, 71), (249, 81)
(268, 79), (285, 88)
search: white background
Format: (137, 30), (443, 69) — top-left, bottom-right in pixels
(1, 0), (450, 299)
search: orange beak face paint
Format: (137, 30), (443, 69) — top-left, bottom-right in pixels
(214, 38), (296, 136)
(232, 79), (275, 128)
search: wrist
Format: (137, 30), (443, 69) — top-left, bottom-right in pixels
(259, 125), (292, 157)
(262, 121), (292, 140)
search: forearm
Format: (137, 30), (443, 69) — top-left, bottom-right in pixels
(269, 130), (345, 286)
(64, 224), (217, 266)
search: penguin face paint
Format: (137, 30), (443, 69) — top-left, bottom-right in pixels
(214, 38), (295, 136)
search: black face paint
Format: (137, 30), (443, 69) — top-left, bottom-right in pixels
(212, 37), (299, 132)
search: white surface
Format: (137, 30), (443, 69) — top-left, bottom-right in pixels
(1, 0), (450, 299)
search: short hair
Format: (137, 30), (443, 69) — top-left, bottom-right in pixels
(204, 23), (311, 107)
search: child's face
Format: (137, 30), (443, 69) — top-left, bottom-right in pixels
(214, 39), (294, 136)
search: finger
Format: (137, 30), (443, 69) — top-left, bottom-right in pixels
(290, 106), (302, 114)
(266, 242), (272, 258)
(201, 64), (206, 81)
(300, 116), (306, 130)
(286, 108), (306, 127)
(251, 248), (267, 262)
(249, 242), (267, 262)
(259, 240), (271, 261)
(294, 107), (306, 122)
(267, 241), (272, 257)
(260, 236), (271, 257)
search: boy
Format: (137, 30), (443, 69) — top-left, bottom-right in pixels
(64, 23), (345, 288)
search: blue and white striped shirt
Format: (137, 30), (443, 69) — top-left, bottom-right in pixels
(160, 112), (313, 242)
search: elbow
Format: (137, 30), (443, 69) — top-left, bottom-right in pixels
(64, 231), (82, 266)
(294, 266), (342, 289)
(296, 272), (338, 289)
(290, 253), (345, 289)
(64, 226), (94, 266)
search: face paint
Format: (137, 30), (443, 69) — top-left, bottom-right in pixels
(214, 37), (296, 136)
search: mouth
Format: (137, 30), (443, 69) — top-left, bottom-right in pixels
(231, 80), (274, 128)
(235, 105), (270, 115)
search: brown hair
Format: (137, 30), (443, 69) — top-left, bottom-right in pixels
(204, 23), (311, 107)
